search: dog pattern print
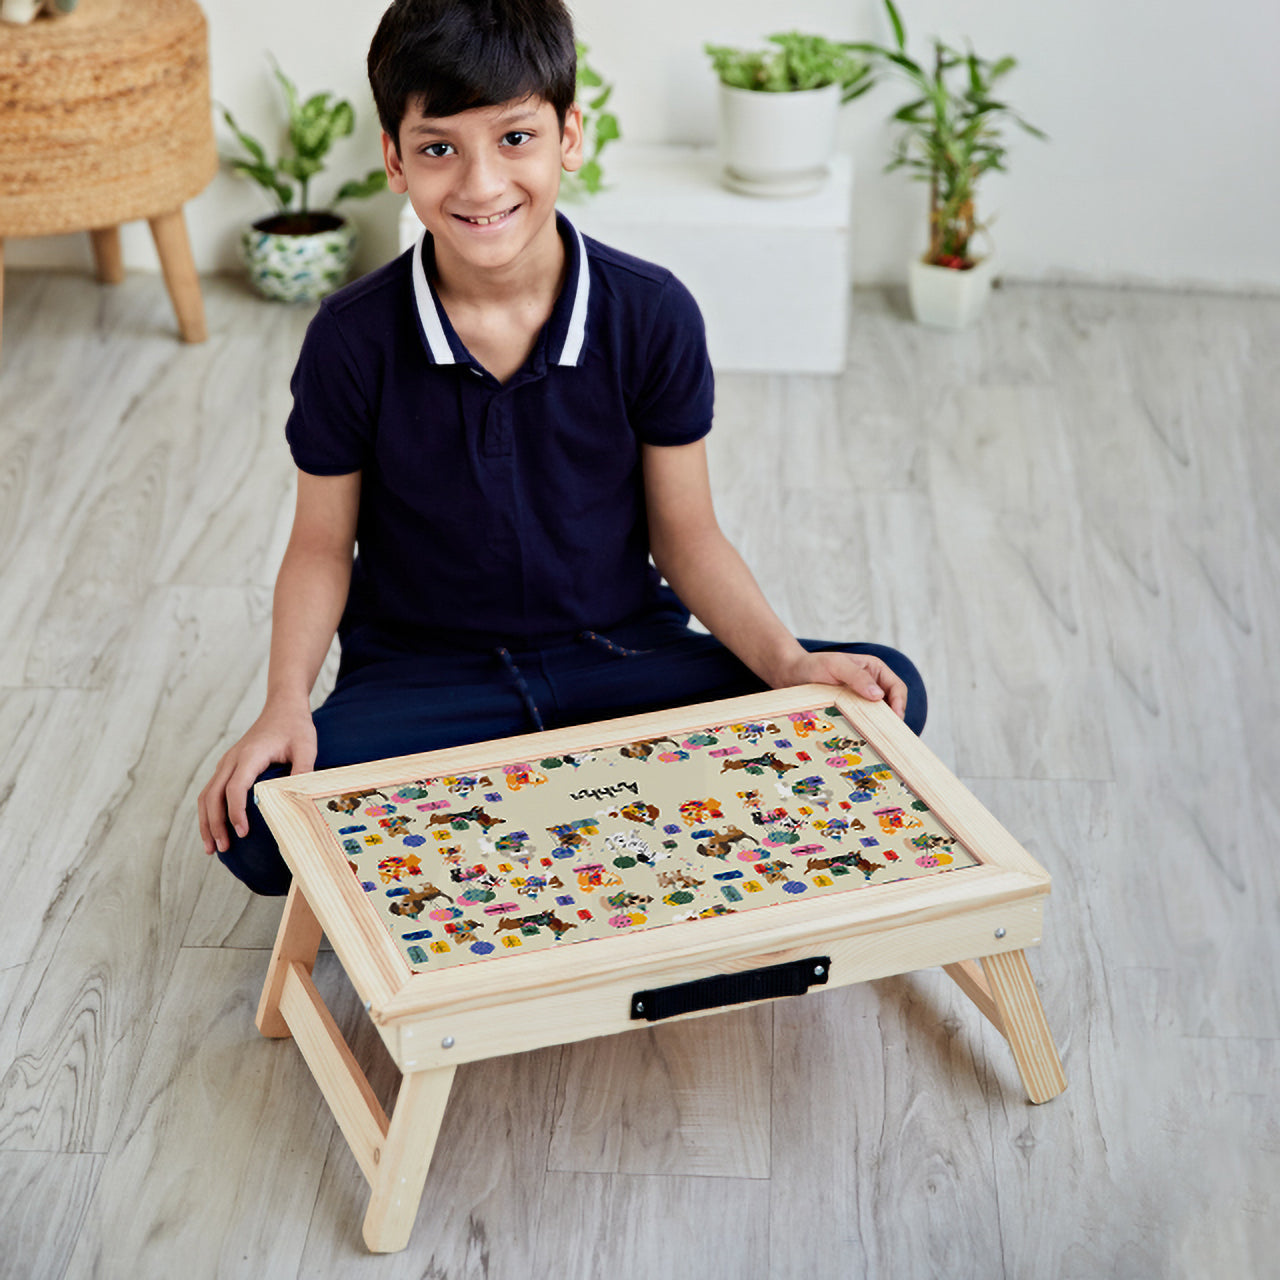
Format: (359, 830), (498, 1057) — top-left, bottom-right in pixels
(313, 705), (978, 972)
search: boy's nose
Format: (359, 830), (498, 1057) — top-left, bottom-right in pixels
(457, 153), (507, 207)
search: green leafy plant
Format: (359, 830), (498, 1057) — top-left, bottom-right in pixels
(704, 32), (873, 102)
(562, 40), (621, 198)
(220, 57), (387, 231)
(850, 0), (1045, 268)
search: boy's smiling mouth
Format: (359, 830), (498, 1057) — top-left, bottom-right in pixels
(455, 205), (521, 226)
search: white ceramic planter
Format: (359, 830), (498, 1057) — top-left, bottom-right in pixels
(717, 82), (841, 197)
(907, 255), (996, 330)
(1, 0), (75, 21)
(1, 0), (43, 21)
(240, 214), (358, 304)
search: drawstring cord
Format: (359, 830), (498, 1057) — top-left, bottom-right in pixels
(495, 632), (654, 732)
(576, 630), (653, 658)
(495, 646), (545, 732)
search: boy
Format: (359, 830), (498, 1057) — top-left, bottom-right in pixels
(198, 0), (926, 895)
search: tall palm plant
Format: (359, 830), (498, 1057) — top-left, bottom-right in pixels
(852, 0), (1045, 267)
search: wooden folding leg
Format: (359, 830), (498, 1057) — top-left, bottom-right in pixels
(945, 950), (1066, 1104)
(257, 880), (323, 1038)
(257, 882), (456, 1252)
(362, 1064), (457, 1253)
(279, 960), (390, 1171)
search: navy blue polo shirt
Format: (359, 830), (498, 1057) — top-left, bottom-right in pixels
(284, 213), (715, 649)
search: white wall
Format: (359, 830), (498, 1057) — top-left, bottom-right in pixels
(8, 0), (1279, 290)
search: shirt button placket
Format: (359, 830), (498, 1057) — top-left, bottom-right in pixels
(478, 392), (524, 625)
(482, 397), (513, 458)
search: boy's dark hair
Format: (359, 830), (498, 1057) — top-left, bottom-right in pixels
(369, 0), (577, 150)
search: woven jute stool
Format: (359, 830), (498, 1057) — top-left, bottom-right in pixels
(0, 0), (217, 356)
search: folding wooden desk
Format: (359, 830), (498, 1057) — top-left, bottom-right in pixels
(255, 685), (1066, 1252)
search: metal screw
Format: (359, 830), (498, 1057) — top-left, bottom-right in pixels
(635, 1001), (644, 1013)
(441, 1036), (455, 1049)
(994, 927), (1007, 939)
(363, 1000), (372, 1011)
(814, 965), (825, 977)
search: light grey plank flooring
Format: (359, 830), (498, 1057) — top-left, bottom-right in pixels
(1, 266), (1277, 1279)
(547, 1004), (773, 1178)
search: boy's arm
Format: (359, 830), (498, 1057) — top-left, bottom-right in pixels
(198, 468), (361, 855)
(643, 440), (907, 717)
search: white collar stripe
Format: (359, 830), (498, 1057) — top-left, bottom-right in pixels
(411, 220), (589, 368)
(411, 227), (455, 364)
(556, 221), (590, 367)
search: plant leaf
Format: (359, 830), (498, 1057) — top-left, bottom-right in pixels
(269, 55), (299, 122)
(594, 112), (620, 145)
(967, 53), (983, 95)
(882, 49), (925, 77)
(884, 0), (907, 51)
(330, 99), (356, 139)
(334, 168), (388, 203)
(841, 79), (876, 103)
(300, 91), (331, 121)
(220, 107), (267, 166)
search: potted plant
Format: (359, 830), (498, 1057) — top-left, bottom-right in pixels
(704, 32), (873, 197)
(851, 0), (1045, 328)
(221, 58), (387, 303)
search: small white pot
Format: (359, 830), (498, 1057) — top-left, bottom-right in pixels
(717, 82), (841, 197)
(907, 255), (996, 330)
(1, 0), (43, 22)
(1, 0), (74, 20)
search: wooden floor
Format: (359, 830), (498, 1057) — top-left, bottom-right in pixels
(1, 268), (1276, 1279)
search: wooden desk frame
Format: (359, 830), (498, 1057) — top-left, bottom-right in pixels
(254, 685), (1066, 1253)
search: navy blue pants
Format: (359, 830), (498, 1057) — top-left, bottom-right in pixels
(218, 616), (927, 895)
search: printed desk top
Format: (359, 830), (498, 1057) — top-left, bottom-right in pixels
(311, 703), (979, 974)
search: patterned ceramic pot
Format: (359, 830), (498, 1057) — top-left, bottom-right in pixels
(240, 212), (357, 303)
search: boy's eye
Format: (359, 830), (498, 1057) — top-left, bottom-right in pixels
(502, 131), (532, 147)
(422, 142), (454, 158)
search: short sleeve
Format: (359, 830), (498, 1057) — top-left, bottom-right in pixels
(284, 302), (373, 475)
(629, 273), (715, 446)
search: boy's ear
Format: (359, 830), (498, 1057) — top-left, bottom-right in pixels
(560, 104), (585, 174)
(382, 130), (408, 194)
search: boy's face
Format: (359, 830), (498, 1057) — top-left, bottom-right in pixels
(384, 96), (584, 281)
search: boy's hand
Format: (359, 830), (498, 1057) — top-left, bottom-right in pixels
(773, 650), (908, 720)
(198, 702), (318, 856)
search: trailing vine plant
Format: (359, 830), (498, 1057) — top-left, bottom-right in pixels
(561, 40), (621, 198)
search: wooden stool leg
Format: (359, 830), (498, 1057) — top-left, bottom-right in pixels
(146, 208), (207, 343)
(257, 881), (323, 1038)
(89, 226), (125, 284)
(362, 1064), (457, 1253)
(971, 949), (1067, 1104)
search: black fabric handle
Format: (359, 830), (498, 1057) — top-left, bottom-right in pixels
(630, 957), (831, 1022)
